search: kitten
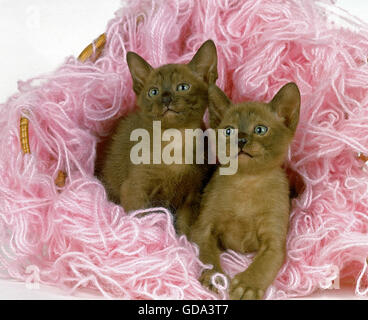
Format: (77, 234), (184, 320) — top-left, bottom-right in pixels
(99, 40), (218, 235)
(190, 82), (300, 299)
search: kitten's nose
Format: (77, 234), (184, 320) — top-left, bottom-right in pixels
(238, 136), (248, 149)
(162, 92), (172, 106)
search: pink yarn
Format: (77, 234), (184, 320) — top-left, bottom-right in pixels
(1, 0), (368, 299)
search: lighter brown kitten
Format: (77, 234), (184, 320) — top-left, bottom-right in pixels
(190, 82), (300, 299)
(99, 40), (218, 235)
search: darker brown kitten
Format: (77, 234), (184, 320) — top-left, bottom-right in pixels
(99, 40), (218, 235)
(190, 82), (300, 299)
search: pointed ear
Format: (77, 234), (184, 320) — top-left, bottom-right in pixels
(208, 84), (231, 128)
(188, 40), (218, 84)
(270, 82), (301, 133)
(126, 52), (153, 95)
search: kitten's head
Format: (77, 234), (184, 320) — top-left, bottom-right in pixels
(209, 83), (300, 173)
(127, 40), (217, 128)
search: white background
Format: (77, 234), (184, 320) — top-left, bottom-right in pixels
(0, 0), (368, 299)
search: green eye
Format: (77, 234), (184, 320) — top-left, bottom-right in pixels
(254, 125), (268, 135)
(224, 126), (235, 136)
(148, 87), (159, 97)
(177, 83), (190, 91)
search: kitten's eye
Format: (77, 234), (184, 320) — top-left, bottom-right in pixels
(254, 125), (268, 135)
(176, 83), (190, 91)
(224, 126), (235, 137)
(148, 87), (159, 97)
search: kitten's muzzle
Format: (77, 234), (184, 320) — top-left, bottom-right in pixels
(238, 149), (253, 158)
(162, 106), (179, 116)
(237, 135), (253, 157)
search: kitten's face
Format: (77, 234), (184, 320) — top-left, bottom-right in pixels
(219, 103), (293, 172)
(127, 40), (217, 128)
(209, 83), (300, 173)
(136, 64), (208, 127)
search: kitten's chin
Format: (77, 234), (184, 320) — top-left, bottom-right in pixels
(163, 109), (180, 118)
(160, 114), (184, 128)
(236, 152), (258, 169)
(237, 155), (253, 167)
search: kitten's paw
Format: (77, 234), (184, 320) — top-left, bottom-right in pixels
(199, 270), (217, 290)
(229, 276), (265, 300)
(199, 270), (227, 294)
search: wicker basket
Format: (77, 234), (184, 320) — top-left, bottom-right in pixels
(19, 33), (107, 187)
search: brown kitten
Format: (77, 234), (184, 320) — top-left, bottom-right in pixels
(99, 40), (218, 235)
(190, 82), (300, 299)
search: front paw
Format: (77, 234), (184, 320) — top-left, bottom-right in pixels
(199, 270), (227, 294)
(199, 269), (217, 290)
(229, 275), (265, 300)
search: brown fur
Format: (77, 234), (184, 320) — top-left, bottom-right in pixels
(190, 82), (301, 299)
(99, 40), (218, 235)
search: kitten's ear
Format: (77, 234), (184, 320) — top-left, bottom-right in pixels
(126, 52), (153, 95)
(270, 82), (300, 133)
(208, 84), (231, 128)
(188, 40), (218, 84)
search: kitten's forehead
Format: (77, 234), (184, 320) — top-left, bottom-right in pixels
(150, 64), (191, 81)
(224, 102), (278, 128)
(145, 64), (206, 92)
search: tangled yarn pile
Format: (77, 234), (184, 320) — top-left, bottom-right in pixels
(1, 0), (368, 299)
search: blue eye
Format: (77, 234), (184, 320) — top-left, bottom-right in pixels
(254, 125), (268, 135)
(148, 88), (159, 97)
(224, 126), (235, 136)
(177, 83), (190, 91)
